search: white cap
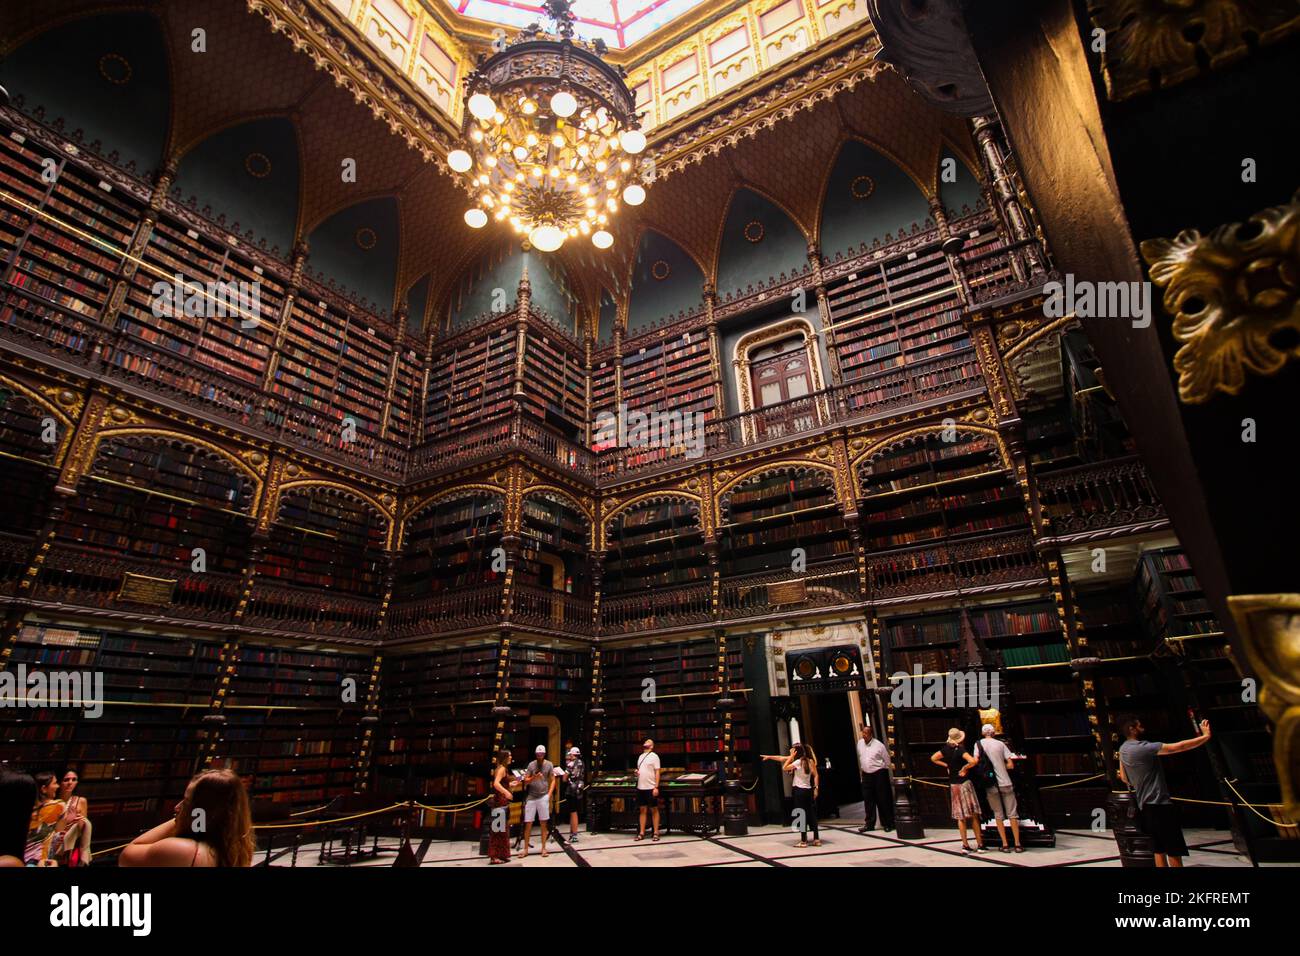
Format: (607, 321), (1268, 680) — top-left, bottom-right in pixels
(568, 747), (580, 755)
(535, 745), (546, 753)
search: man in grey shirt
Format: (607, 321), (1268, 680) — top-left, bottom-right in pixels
(1118, 716), (1211, 867)
(521, 744), (557, 858)
(975, 724), (1022, 853)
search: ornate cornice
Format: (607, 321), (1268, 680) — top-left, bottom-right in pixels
(247, 0), (459, 165)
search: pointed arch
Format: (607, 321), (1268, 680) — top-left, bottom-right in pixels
(304, 195), (402, 315)
(712, 184), (811, 298)
(626, 228), (707, 336)
(815, 136), (934, 255)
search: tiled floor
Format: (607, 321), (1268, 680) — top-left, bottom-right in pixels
(268, 823), (1270, 868)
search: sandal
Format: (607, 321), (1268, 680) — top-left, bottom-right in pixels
(652, 834), (660, 842)
(812, 839), (822, 847)
(634, 834), (644, 841)
(1014, 846), (1025, 853)
(794, 841), (808, 848)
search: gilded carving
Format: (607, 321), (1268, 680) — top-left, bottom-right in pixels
(1141, 191), (1300, 404)
(1091, 0), (1300, 101)
(1227, 594), (1300, 819)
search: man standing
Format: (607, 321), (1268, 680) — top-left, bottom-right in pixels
(1118, 717), (1211, 868)
(635, 738), (661, 842)
(975, 724), (1022, 853)
(522, 744), (556, 858)
(856, 724), (893, 833)
(563, 746), (586, 843)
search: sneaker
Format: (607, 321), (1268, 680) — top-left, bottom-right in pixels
(960, 845), (972, 855)
(975, 845), (988, 853)
(569, 835), (579, 844)
(857, 826), (870, 834)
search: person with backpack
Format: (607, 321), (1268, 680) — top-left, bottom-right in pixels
(975, 724), (1023, 853)
(931, 728), (986, 854)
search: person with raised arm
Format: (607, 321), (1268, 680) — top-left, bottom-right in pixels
(1118, 716), (1211, 867)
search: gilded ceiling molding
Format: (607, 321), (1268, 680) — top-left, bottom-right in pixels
(1140, 189), (1300, 405)
(1090, 0), (1300, 102)
(1227, 594), (1300, 820)
(649, 37), (888, 181)
(246, 0), (458, 165)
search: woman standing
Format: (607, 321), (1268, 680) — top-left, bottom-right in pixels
(785, 745), (821, 848)
(488, 749), (516, 864)
(57, 769), (91, 867)
(932, 728), (986, 854)
(24, 772), (64, 865)
(1, 771), (37, 868)
(120, 768), (254, 867)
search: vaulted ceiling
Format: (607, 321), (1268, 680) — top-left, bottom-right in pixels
(1, 0), (979, 329)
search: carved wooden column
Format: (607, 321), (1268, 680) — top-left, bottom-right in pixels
(807, 241), (844, 395)
(378, 311), (406, 439)
(702, 282), (726, 418)
(98, 158), (174, 332)
(970, 115), (1045, 278)
(261, 242), (309, 394)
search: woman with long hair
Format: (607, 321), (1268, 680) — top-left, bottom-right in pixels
(24, 771), (65, 865)
(57, 768), (92, 867)
(488, 749), (516, 865)
(784, 744), (821, 848)
(120, 768), (254, 867)
(0, 770), (37, 868)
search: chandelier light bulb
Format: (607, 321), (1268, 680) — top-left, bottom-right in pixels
(522, 99), (537, 115)
(551, 133), (566, 149)
(550, 90), (578, 118)
(468, 93), (496, 121)
(513, 146), (528, 161)
(470, 129), (484, 143)
(525, 133), (539, 147)
(529, 224), (565, 252)
(623, 184), (646, 206)
(595, 160), (608, 173)
(493, 111), (505, 125)
(619, 129), (646, 154)
(531, 166), (544, 178)
(592, 230), (613, 249)
(447, 149), (473, 173)
(620, 159), (632, 172)
(464, 208), (488, 228)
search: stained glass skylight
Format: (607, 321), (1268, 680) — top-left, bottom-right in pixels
(447, 0), (713, 49)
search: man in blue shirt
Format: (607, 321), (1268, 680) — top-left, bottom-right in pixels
(1117, 716), (1211, 867)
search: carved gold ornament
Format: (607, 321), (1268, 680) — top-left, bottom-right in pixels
(1091, 0), (1300, 101)
(1227, 594), (1300, 819)
(1141, 191), (1300, 404)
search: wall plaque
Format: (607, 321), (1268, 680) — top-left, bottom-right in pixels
(768, 579), (807, 605)
(117, 572), (176, 606)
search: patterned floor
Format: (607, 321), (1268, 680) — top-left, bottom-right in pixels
(267, 824), (1272, 868)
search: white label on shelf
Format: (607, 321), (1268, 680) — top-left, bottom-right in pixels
(970, 230), (981, 238)
(228, 235), (239, 246)
(98, 180), (112, 193)
(9, 132), (25, 144)
(907, 252), (917, 260)
(253, 265), (263, 275)
(847, 273), (857, 281)
(318, 301), (327, 309)
(186, 229), (200, 239)
(63, 143), (79, 155)
(367, 327), (375, 335)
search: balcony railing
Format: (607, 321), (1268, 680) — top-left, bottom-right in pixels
(0, 292), (408, 476)
(385, 583), (504, 637)
(718, 558), (860, 620)
(511, 584), (595, 635)
(865, 530), (1044, 601)
(33, 545), (242, 624)
(406, 411), (595, 483)
(599, 349), (984, 479)
(242, 582), (382, 637)
(600, 581), (712, 635)
(1036, 457), (1166, 538)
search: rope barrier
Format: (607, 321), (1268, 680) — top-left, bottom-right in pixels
(414, 796), (491, 814)
(1040, 773), (1106, 790)
(1223, 778), (1299, 829)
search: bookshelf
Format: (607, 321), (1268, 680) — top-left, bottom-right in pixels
(603, 498), (706, 592)
(1, 623), (224, 832)
(373, 642), (500, 831)
(54, 438), (255, 572)
(423, 324), (517, 436)
(0, 386), (59, 542)
(719, 469), (850, 576)
(214, 642), (372, 809)
(602, 638), (726, 774)
(257, 489), (386, 595)
(825, 236), (971, 412)
(508, 642), (589, 704)
(520, 326), (585, 437)
(396, 492), (505, 598)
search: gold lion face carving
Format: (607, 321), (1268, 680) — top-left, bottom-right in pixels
(1141, 190), (1300, 404)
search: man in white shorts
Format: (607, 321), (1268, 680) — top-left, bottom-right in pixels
(976, 724), (1023, 853)
(522, 744), (557, 858)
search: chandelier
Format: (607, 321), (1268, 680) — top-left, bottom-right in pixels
(447, 0), (650, 253)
